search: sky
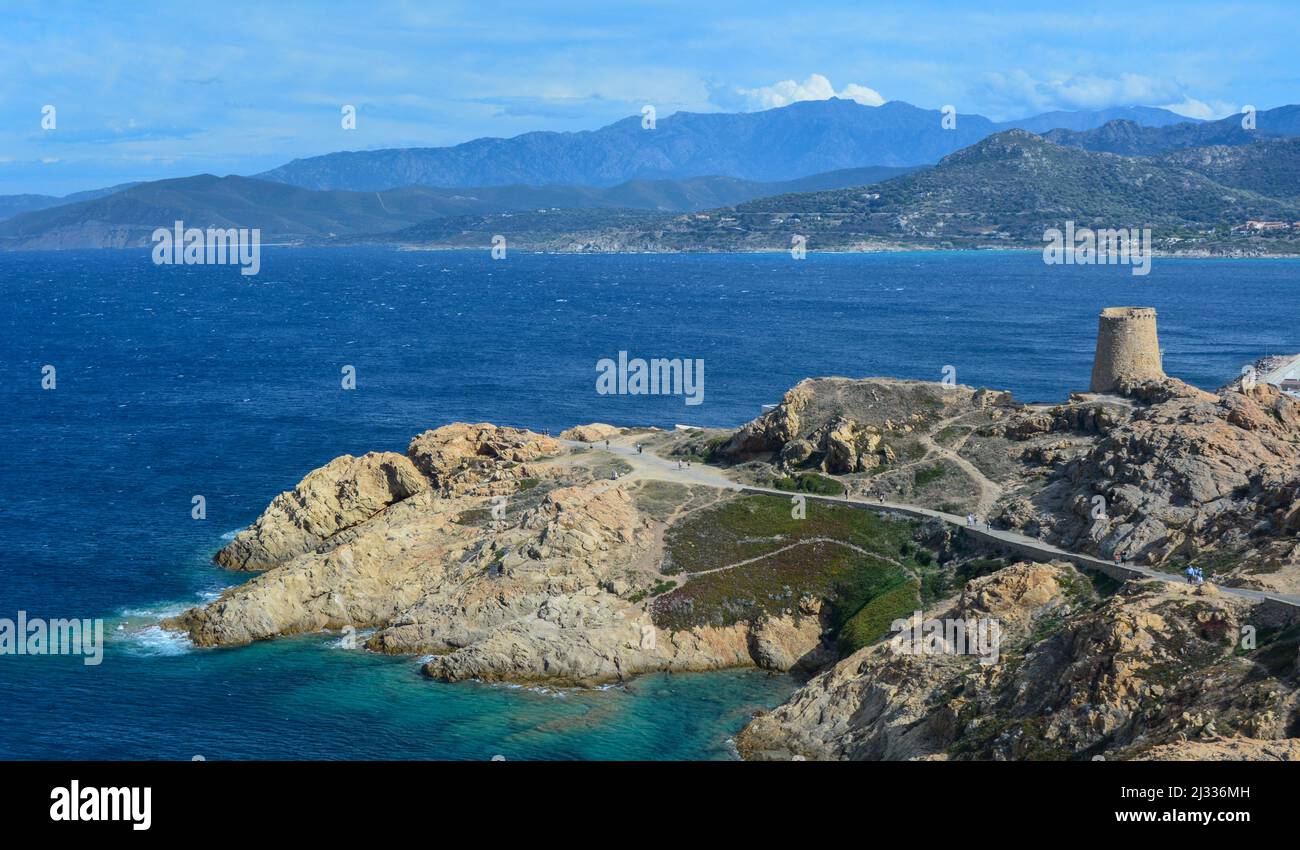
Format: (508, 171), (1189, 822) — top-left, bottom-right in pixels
(2, 0), (1298, 195)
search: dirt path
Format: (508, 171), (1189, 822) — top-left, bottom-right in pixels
(686, 536), (908, 576)
(559, 435), (1300, 610)
(911, 412), (1004, 518)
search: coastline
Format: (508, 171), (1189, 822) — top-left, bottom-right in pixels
(7, 242), (1300, 259)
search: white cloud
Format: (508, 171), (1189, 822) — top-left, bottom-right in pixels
(1159, 95), (1236, 121)
(977, 70), (1187, 116)
(736, 74), (885, 110)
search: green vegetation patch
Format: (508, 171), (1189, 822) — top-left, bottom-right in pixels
(771, 472), (846, 496)
(913, 463), (949, 488)
(627, 579), (678, 605)
(652, 540), (908, 633)
(934, 426), (970, 447)
(663, 494), (917, 574)
(632, 480), (694, 522)
(653, 494), (939, 644)
(837, 578), (922, 654)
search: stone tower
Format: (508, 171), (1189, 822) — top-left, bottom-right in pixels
(1089, 307), (1164, 393)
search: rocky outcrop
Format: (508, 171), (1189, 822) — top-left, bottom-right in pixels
(748, 607), (833, 672)
(559, 423), (623, 443)
(718, 377), (1015, 474)
(720, 382), (810, 456)
(213, 451), (427, 571)
(166, 422), (835, 685)
(996, 379), (1300, 590)
(406, 423), (562, 492)
(1134, 737), (1300, 761)
(737, 562), (1078, 760)
(738, 566), (1300, 761)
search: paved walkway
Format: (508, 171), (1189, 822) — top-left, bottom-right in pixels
(1261, 353), (1300, 388)
(565, 438), (1300, 609)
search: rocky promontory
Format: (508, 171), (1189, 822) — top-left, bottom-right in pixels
(164, 366), (1300, 759)
(165, 422), (830, 686)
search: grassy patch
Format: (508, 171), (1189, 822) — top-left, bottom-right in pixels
(771, 472), (846, 496)
(837, 578), (922, 654)
(891, 438), (929, 462)
(652, 541), (907, 633)
(627, 579), (677, 605)
(663, 494), (918, 574)
(653, 494), (937, 645)
(934, 426), (970, 448)
(632, 480), (693, 522)
(914, 464), (948, 488)
(587, 457), (633, 480)
(453, 507), (492, 526)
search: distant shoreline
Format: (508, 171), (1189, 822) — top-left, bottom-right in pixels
(6, 242), (1300, 259)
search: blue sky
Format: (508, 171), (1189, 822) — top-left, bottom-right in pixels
(3, 0), (1298, 195)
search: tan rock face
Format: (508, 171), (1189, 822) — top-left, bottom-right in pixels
(213, 451), (427, 571)
(1136, 738), (1300, 761)
(165, 422), (831, 685)
(997, 379), (1300, 587)
(737, 562), (1079, 761)
(748, 609), (832, 672)
(822, 418), (859, 474)
(406, 423), (563, 491)
(559, 423), (622, 443)
(738, 564), (1300, 762)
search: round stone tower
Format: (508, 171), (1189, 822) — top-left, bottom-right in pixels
(1089, 307), (1164, 393)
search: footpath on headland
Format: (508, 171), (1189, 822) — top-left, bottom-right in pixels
(566, 438), (1300, 612)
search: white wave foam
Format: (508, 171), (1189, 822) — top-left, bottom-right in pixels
(119, 624), (193, 656)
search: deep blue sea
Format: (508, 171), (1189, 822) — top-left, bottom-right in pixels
(1, 248), (1296, 759)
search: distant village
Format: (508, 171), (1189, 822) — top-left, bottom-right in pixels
(1231, 219), (1300, 234)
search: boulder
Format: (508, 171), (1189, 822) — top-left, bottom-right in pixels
(214, 452), (426, 571)
(559, 423), (622, 443)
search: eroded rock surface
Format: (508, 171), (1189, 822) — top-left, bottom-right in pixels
(214, 451), (427, 571)
(165, 422), (827, 685)
(995, 379), (1300, 592)
(738, 564), (1300, 761)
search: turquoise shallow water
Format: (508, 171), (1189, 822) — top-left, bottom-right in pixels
(4, 629), (792, 760)
(1, 248), (1296, 758)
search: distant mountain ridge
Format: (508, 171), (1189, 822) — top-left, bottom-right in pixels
(367, 130), (1300, 253)
(0, 183), (140, 222)
(0, 165), (917, 250)
(253, 99), (1200, 192)
(1043, 105), (1300, 156)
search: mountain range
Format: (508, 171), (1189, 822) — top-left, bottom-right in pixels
(1043, 105), (1300, 156)
(253, 100), (1196, 191)
(366, 131), (1300, 253)
(5, 98), (1300, 254)
(0, 183), (140, 223)
(0, 166), (915, 249)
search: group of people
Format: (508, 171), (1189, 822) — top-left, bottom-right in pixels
(1185, 565), (1207, 585)
(965, 513), (989, 531)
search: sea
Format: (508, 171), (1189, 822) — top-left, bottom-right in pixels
(1, 248), (1296, 759)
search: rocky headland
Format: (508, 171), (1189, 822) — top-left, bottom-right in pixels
(164, 422), (831, 686)
(164, 365), (1300, 759)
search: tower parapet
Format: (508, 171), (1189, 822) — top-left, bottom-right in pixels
(1089, 307), (1164, 393)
